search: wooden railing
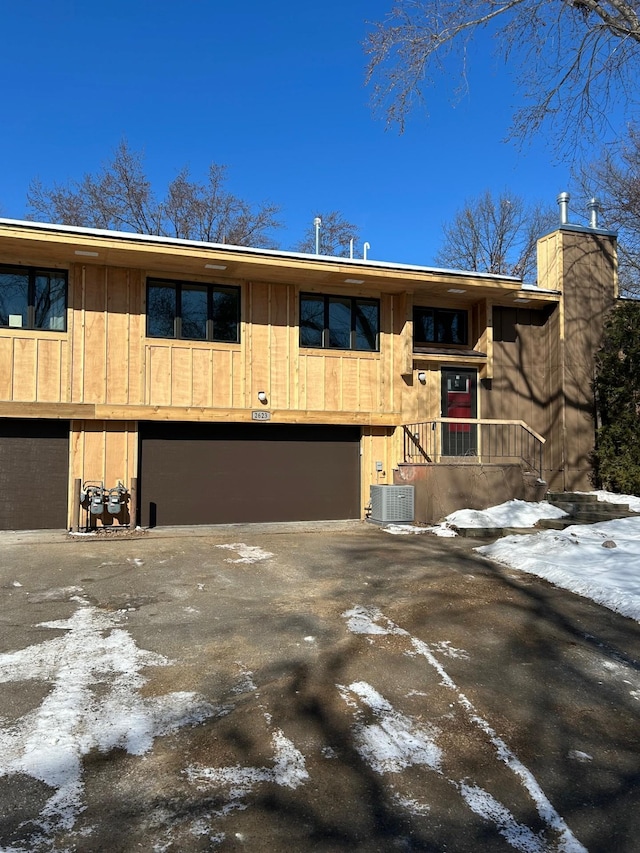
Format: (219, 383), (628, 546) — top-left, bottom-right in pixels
(403, 419), (545, 479)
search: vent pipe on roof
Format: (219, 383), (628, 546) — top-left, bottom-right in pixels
(587, 197), (600, 229)
(314, 217), (321, 255)
(363, 241), (370, 261)
(557, 192), (570, 225)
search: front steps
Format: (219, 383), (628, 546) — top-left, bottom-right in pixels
(536, 492), (640, 530)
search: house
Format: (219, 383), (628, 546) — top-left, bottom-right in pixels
(0, 208), (617, 530)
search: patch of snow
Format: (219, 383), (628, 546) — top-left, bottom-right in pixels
(383, 522), (457, 536)
(186, 729), (309, 805)
(231, 665), (257, 695)
(458, 782), (545, 853)
(0, 603), (218, 838)
(338, 681), (442, 773)
(428, 522), (459, 537)
(568, 750), (592, 763)
(215, 543), (274, 564)
(477, 518), (640, 623)
(383, 524), (430, 535)
(446, 500), (567, 529)
(343, 605), (407, 636)
(393, 793), (431, 815)
(432, 640), (469, 660)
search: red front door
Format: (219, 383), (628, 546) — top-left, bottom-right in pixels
(441, 369), (477, 455)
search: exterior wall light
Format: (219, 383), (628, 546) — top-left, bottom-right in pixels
(417, 371), (427, 384)
(257, 391), (268, 403)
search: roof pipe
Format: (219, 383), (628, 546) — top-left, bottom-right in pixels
(557, 192), (570, 226)
(314, 217), (321, 255)
(587, 198), (600, 229)
(363, 241), (370, 261)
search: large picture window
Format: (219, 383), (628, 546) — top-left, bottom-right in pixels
(0, 265), (67, 331)
(300, 293), (379, 351)
(414, 306), (468, 346)
(147, 278), (240, 342)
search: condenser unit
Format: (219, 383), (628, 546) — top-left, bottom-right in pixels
(370, 485), (415, 523)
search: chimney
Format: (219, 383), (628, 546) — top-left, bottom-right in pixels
(587, 198), (600, 229)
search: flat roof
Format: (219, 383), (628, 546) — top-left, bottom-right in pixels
(0, 217), (524, 283)
(0, 217), (562, 305)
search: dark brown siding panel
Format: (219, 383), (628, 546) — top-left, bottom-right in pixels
(139, 423), (361, 526)
(0, 419), (69, 529)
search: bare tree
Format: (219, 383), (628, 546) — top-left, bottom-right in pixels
(366, 1), (640, 148)
(435, 190), (556, 280)
(577, 123), (640, 295)
(293, 211), (360, 257)
(27, 140), (281, 248)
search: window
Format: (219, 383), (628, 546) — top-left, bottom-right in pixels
(414, 306), (467, 346)
(147, 278), (240, 342)
(300, 293), (379, 351)
(0, 265), (67, 331)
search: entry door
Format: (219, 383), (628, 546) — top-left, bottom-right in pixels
(441, 369), (478, 456)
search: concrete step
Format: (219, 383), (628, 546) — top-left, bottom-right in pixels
(551, 503), (633, 518)
(540, 491), (640, 529)
(452, 526), (537, 539)
(546, 491), (598, 504)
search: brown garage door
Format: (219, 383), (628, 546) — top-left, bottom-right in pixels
(0, 419), (69, 530)
(138, 422), (361, 526)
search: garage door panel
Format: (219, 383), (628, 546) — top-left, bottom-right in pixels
(0, 419), (69, 530)
(139, 423), (360, 526)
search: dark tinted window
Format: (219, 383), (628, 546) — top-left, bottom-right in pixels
(0, 266), (67, 331)
(300, 293), (379, 351)
(147, 279), (240, 342)
(414, 307), (467, 345)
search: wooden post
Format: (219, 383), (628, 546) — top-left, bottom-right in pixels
(129, 478), (138, 529)
(71, 478), (81, 532)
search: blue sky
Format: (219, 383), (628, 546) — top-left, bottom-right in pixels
(0, 1), (591, 266)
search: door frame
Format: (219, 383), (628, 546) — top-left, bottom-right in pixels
(440, 368), (478, 457)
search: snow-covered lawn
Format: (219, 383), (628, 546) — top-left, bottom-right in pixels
(478, 518), (640, 623)
(386, 492), (640, 624)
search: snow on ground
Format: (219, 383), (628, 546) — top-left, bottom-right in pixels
(215, 543), (274, 564)
(0, 598), (219, 841)
(186, 726), (309, 805)
(445, 500), (567, 529)
(478, 517), (640, 623)
(384, 500), (567, 537)
(342, 606), (587, 853)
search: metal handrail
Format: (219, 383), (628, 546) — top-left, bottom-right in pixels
(403, 419), (545, 479)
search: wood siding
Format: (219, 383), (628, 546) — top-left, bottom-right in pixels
(0, 224), (618, 525)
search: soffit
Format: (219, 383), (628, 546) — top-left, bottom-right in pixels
(0, 222), (560, 309)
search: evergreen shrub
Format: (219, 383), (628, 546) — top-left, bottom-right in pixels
(593, 300), (640, 494)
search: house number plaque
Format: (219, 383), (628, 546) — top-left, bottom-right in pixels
(251, 410), (271, 421)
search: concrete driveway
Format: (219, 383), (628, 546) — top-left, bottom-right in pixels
(0, 523), (639, 853)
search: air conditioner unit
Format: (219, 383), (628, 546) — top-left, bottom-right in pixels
(370, 485), (415, 523)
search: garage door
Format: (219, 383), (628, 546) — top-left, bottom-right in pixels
(0, 419), (69, 530)
(138, 422), (361, 526)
